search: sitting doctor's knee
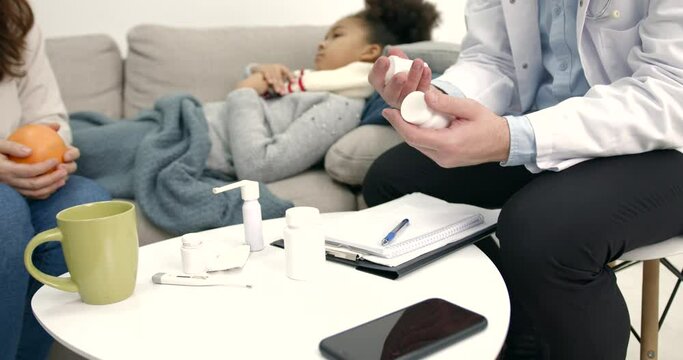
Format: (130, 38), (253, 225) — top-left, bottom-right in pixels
(362, 153), (400, 207)
(497, 191), (582, 283)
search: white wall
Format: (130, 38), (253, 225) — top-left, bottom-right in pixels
(30, 0), (466, 51)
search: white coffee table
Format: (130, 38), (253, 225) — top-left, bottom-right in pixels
(32, 214), (510, 359)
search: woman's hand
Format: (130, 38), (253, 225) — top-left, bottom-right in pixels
(62, 145), (79, 175)
(251, 64), (293, 95)
(368, 48), (434, 109)
(40, 123), (78, 175)
(235, 73), (271, 95)
(383, 91), (511, 168)
(0, 122), (75, 199)
(0, 139), (68, 199)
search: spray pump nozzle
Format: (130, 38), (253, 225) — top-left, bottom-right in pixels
(212, 180), (264, 252)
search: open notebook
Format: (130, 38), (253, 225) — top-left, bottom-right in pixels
(325, 193), (485, 259)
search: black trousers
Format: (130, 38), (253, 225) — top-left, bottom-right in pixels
(363, 143), (683, 360)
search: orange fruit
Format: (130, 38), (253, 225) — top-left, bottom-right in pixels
(7, 124), (67, 164)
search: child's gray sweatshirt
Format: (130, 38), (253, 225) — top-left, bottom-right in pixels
(204, 88), (363, 183)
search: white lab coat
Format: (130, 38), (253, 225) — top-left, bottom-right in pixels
(436, 0), (683, 171)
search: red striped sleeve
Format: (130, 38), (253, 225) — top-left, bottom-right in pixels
(298, 68), (306, 92)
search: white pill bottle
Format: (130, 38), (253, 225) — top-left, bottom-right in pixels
(384, 56), (449, 129)
(283, 207), (326, 281)
(401, 91), (450, 129)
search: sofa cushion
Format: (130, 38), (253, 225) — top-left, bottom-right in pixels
(392, 41), (460, 75)
(325, 125), (403, 186)
(46, 34), (123, 118)
(134, 201), (173, 247)
(124, 25), (326, 117)
(267, 169), (357, 213)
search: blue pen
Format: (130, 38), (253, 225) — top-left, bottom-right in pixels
(381, 218), (410, 246)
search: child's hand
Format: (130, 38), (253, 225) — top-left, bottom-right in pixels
(251, 64), (293, 95)
(236, 73), (270, 95)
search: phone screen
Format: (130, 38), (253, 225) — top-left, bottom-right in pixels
(319, 298), (487, 360)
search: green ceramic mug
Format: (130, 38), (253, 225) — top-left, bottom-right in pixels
(24, 200), (139, 305)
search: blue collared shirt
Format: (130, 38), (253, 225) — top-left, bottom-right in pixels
(434, 0), (591, 167)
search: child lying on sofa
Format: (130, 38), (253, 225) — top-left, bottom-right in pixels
(202, 0), (440, 183)
(70, 0), (440, 234)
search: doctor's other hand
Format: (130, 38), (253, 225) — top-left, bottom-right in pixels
(382, 91), (511, 168)
(369, 48), (434, 109)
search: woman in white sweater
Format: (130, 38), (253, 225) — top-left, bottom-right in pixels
(0, 1), (110, 358)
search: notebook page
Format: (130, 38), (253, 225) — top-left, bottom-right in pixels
(355, 206), (500, 267)
(383, 213), (483, 258)
(324, 193), (483, 258)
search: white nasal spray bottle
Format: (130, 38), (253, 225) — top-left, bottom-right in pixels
(212, 180), (264, 252)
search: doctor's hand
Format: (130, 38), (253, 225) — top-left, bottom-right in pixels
(368, 48), (436, 109)
(383, 91), (511, 168)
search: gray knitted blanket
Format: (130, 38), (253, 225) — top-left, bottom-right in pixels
(71, 94), (293, 235)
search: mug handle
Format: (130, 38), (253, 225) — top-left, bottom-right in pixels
(24, 228), (78, 293)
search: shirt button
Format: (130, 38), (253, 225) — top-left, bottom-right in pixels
(522, 63), (528, 69)
(559, 62), (568, 71)
(553, 6), (562, 17)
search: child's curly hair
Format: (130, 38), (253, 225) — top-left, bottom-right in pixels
(353, 0), (441, 46)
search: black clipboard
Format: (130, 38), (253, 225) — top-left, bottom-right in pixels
(270, 223), (496, 280)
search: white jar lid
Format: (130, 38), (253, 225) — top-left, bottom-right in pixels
(181, 233), (203, 248)
(285, 207), (321, 228)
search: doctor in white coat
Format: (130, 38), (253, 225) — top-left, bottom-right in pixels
(363, 0), (683, 359)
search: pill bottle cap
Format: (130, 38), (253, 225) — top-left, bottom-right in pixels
(285, 207), (321, 228)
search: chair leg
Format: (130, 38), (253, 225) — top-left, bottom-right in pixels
(641, 259), (660, 360)
(660, 258), (683, 282)
(659, 259), (682, 328)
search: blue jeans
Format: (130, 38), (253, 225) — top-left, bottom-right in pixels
(0, 175), (110, 360)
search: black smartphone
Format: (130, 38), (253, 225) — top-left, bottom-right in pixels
(319, 298), (487, 360)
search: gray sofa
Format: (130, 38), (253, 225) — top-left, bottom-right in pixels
(45, 24), (459, 248)
(44, 24), (459, 360)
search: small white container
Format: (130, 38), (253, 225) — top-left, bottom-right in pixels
(283, 207), (326, 281)
(180, 234), (208, 275)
